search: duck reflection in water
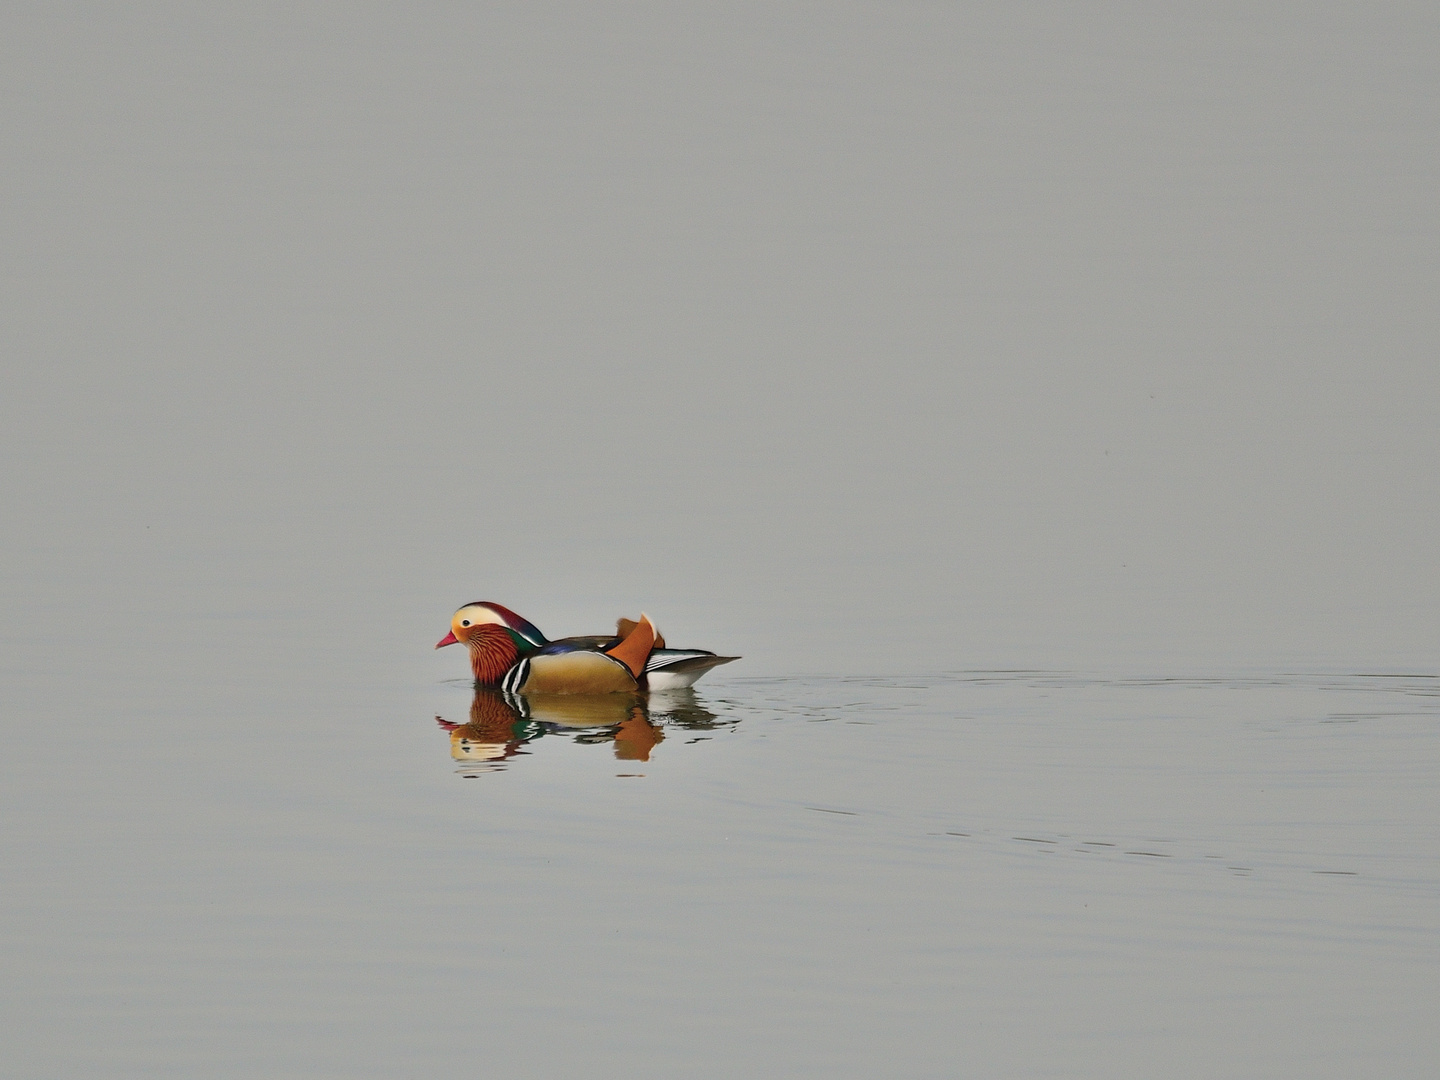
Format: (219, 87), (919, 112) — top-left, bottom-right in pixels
(435, 687), (733, 773)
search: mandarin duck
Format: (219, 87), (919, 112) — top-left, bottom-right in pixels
(435, 602), (738, 693)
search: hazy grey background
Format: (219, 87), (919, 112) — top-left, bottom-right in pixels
(4, 4), (1440, 1079)
(5, 1), (1436, 677)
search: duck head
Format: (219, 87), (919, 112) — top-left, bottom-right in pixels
(436, 601), (548, 685)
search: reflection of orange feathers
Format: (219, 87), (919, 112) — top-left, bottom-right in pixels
(605, 613), (656, 678)
(613, 709), (664, 761)
(465, 690), (522, 741)
(449, 691), (526, 762)
(616, 617), (665, 650)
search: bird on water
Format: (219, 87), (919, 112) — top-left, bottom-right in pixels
(436, 601), (738, 694)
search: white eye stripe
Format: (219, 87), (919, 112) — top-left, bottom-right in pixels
(455, 606), (507, 630)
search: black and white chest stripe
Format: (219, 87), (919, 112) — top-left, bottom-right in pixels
(500, 658), (531, 694)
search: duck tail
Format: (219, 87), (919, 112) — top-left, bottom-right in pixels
(605, 612), (657, 678)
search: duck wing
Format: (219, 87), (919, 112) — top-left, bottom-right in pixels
(543, 635), (618, 651)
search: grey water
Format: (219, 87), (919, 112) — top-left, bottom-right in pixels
(6, 669), (1438, 1078)
(4, 3), (1439, 1078)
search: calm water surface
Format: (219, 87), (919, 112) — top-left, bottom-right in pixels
(7, 668), (1437, 1079)
(5, 4), (1439, 1077)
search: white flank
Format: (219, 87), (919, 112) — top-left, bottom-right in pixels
(646, 668), (709, 691)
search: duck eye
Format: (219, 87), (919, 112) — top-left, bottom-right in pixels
(461, 620), (471, 626)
